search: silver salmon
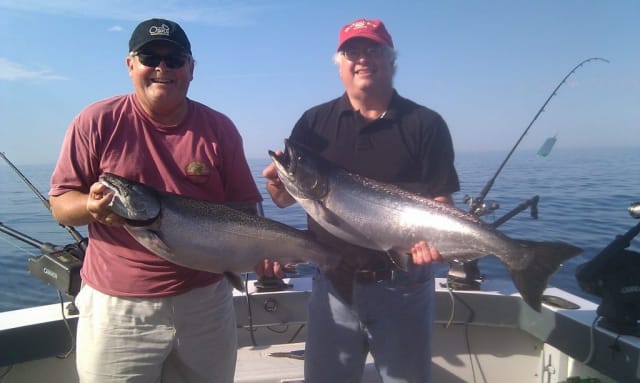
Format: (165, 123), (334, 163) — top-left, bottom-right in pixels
(269, 139), (582, 310)
(99, 172), (337, 290)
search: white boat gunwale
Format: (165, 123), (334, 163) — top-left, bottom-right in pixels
(1, 277), (639, 383)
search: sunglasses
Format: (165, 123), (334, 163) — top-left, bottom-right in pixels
(341, 46), (386, 62)
(134, 52), (189, 69)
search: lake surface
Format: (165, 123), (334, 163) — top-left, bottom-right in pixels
(1, 147), (639, 312)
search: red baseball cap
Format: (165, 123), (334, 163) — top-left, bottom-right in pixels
(337, 18), (394, 51)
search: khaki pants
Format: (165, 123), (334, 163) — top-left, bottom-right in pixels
(75, 281), (236, 383)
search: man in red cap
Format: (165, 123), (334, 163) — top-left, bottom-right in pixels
(263, 18), (459, 382)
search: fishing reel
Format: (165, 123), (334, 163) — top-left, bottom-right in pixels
(463, 195), (500, 217)
(447, 195), (499, 290)
(448, 195), (541, 290)
(576, 201), (640, 335)
(0, 152), (86, 313)
(27, 240), (84, 298)
(0, 222), (84, 314)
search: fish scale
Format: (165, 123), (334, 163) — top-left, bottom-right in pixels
(99, 172), (339, 291)
(269, 139), (583, 311)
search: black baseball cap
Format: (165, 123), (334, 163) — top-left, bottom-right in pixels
(129, 18), (191, 55)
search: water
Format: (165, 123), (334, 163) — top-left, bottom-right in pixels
(1, 147), (639, 312)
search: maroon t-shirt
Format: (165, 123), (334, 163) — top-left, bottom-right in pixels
(50, 94), (261, 297)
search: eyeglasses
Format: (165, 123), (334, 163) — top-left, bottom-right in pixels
(134, 52), (189, 69)
(341, 46), (386, 61)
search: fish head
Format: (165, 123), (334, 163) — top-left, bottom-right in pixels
(268, 139), (329, 201)
(98, 173), (161, 222)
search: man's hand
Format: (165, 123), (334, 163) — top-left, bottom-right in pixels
(87, 182), (124, 226)
(410, 241), (444, 265)
(408, 194), (453, 265)
(263, 158), (284, 190)
(254, 259), (286, 279)
(263, 151), (296, 208)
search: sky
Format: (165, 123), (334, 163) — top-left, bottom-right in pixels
(0, 0), (638, 165)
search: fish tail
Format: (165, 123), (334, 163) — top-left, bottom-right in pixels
(224, 271), (245, 292)
(506, 240), (582, 311)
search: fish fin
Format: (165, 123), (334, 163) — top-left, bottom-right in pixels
(125, 227), (177, 259)
(224, 272), (245, 292)
(318, 205), (378, 247)
(386, 249), (412, 272)
(317, 205), (342, 227)
(128, 226), (247, 293)
(506, 240), (582, 311)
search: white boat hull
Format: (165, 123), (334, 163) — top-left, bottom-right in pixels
(1, 277), (638, 383)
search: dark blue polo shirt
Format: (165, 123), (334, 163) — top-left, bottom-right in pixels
(289, 90), (460, 268)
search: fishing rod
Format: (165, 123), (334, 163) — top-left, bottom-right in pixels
(0, 221), (59, 253)
(467, 57), (610, 216)
(0, 153), (84, 322)
(449, 57), (609, 291)
(0, 151), (87, 250)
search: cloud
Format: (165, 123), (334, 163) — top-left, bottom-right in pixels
(0, 0), (279, 26)
(108, 25), (124, 32)
(0, 58), (67, 81)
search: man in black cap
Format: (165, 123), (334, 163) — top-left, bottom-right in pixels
(50, 18), (261, 382)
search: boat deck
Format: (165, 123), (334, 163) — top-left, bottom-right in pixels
(1, 277), (639, 382)
(235, 342), (381, 383)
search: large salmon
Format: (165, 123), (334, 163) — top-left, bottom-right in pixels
(99, 172), (337, 290)
(269, 139), (582, 310)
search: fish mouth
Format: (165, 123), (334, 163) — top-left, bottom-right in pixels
(99, 173), (129, 203)
(268, 139), (297, 180)
(268, 140), (329, 201)
(98, 173), (161, 222)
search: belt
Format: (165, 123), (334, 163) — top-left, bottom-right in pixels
(354, 269), (394, 283)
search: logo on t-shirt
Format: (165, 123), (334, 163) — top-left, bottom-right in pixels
(185, 161), (210, 184)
